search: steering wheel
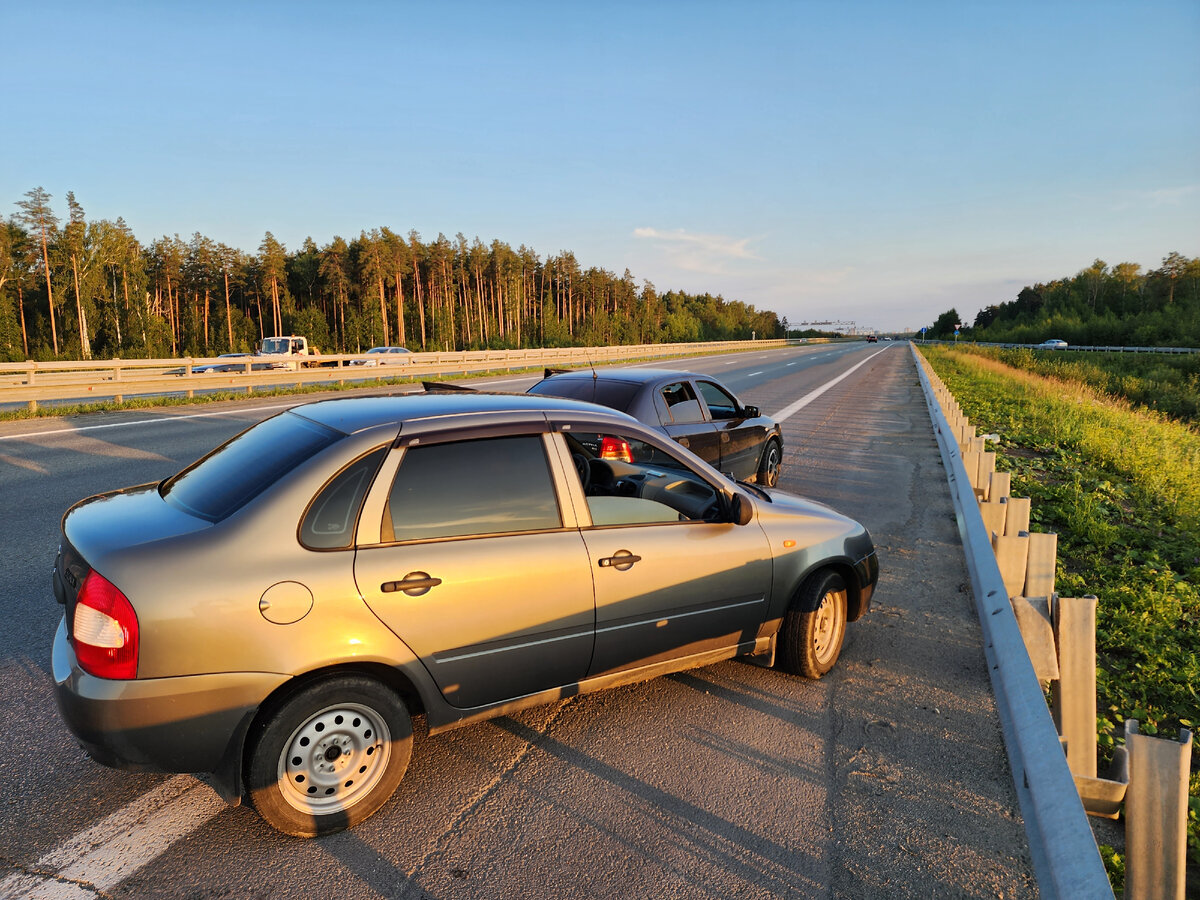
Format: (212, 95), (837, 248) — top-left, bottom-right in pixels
(572, 453), (591, 491)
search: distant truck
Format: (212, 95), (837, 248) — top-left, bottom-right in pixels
(256, 335), (322, 369)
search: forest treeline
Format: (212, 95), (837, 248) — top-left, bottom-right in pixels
(0, 187), (784, 362)
(924, 252), (1200, 346)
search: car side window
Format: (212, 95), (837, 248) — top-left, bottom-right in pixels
(300, 446), (389, 550)
(382, 435), (561, 543)
(659, 381), (705, 424)
(697, 381), (740, 419)
(565, 431), (721, 527)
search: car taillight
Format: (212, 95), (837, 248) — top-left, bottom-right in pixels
(599, 436), (633, 463)
(71, 570), (138, 680)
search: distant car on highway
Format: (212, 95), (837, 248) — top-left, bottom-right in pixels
(1036, 339), (1069, 350)
(527, 368), (784, 486)
(349, 346), (414, 367)
(165, 353), (260, 375)
(866, 335), (878, 343)
(50, 392), (877, 837)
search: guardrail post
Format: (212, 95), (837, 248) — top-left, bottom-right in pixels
(1003, 497), (1031, 537)
(963, 449), (981, 491)
(980, 501), (1007, 538)
(989, 471), (1012, 502)
(1123, 720), (1192, 900)
(1011, 594), (1059, 681)
(978, 451), (996, 499)
(1024, 533), (1057, 598)
(993, 533), (1030, 598)
(27, 361), (36, 386)
(1052, 595), (1097, 778)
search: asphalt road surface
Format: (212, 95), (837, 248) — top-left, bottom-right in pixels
(0, 342), (1038, 899)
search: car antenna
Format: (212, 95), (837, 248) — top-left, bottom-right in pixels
(589, 358), (598, 402)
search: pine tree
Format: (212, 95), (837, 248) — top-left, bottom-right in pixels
(14, 187), (59, 354)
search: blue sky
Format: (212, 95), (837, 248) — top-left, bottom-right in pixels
(5, 1), (1197, 332)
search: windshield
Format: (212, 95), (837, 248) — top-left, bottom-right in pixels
(161, 412), (342, 521)
(260, 338), (290, 353)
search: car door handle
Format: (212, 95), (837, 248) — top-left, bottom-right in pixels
(598, 552), (641, 570)
(382, 572), (442, 596)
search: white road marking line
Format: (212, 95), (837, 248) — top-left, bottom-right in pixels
(786, 362), (798, 366)
(747, 371), (763, 377)
(0, 775), (225, 898)
(771, 348), (889, 423)
(0, 402), (302, 441)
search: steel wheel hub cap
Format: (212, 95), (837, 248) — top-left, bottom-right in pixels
(812, 592), (841, 662)
(278, 702), (391, 814)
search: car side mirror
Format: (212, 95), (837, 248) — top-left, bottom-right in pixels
(730, 492), (753, 526)
(741, 405), (759, 418)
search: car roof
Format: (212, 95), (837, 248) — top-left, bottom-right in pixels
(290, 392), (637, 435)
(541, 367), (704, 385)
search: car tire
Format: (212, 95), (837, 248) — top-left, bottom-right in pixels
(246, 675), (413, 838)
(756, 439), (782, 488)
(777, 570), (848, 678)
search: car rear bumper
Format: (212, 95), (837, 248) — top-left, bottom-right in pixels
(52, 617), (287, 779)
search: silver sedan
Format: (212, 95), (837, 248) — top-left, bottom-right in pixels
(52, 393), (877, 837)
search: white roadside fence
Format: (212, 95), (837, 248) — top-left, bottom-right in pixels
(0, 339), (797, 410)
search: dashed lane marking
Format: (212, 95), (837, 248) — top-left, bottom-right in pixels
(771, 347), (889, 423)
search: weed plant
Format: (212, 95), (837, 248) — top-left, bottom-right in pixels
(921, 346), (1200, 873)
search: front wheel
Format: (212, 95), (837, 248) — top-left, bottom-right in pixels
(756, 439), (781, 488)
(246, 675), (412, 837)
(777, 570), (848, 678)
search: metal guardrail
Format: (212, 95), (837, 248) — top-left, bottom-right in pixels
(919, 340), (1199, 354)
(910, 343), (1115, 898)
(0, 339), (796, 408)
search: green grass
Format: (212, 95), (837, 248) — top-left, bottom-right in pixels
(920, 346), (1200, 875)
(962, 345), (1200, 423)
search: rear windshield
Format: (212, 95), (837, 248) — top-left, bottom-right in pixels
(161, 412), (342, 522)
(528, 378), (640, 412)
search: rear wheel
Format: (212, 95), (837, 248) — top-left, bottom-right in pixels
(246, 675), (412, 837)
(778, 570), (848, 678)
(756, 439), (781, 488)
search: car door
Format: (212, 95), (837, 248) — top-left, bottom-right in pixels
(653, 380), (722, 470)
(354, 432), (596, 709)
(696, 379), (766, 481)
(559, 428), (773, 678)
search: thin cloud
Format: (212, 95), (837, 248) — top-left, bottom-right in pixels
(633, 227), (761, 273)
(1145, 184), (1200, 205)
(1114, 184), (1200, 209)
